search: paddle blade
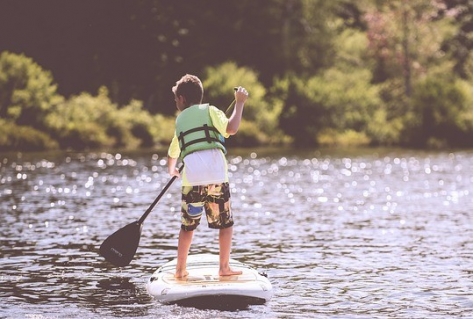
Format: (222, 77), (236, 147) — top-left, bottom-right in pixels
(99, 221), (142, 267)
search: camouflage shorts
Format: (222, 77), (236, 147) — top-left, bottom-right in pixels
(180, 182), (233, 231)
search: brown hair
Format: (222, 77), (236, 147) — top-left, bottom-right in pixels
(172, 74), (203, 106)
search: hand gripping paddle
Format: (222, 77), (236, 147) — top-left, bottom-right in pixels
(224, 87), (239, 115)
(99, 166), (183, 267)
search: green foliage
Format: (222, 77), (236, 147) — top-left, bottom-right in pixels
(45, 87), (170, 150)
(45, 87), (117, 149)
(149, 113), (176, 146)
(0, 119), (58, 151)
(366, 107), (405, 146)
(282, 0), (339, 74)
(0, 51), (63, 129)
(278, 67), (381, 147)
(441, 0), (473, 79)
(365, 78), (409, 146)
(318, 128), (370, 146)
(402, 75), (473, 148)
(203, 62), (284, 143)
(316, 68), (381, 131)
(226, 120), (269, 147)
(0, 0), (471, 151)
(333, 28), (371, 70)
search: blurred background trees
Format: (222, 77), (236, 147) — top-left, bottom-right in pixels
(0, 0), (471, 151)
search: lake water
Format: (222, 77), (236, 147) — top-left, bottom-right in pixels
(0, 147), (472, 319)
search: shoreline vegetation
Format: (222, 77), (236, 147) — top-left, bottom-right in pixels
(0, 52), (471, 153)
(0, 1), (471, 152)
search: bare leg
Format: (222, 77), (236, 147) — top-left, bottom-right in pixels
(219, 226), (242, 276)
(175, 228), (193, 278)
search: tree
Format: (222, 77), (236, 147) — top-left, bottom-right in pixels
(440, 0), (473, 79)
(0, 0), (343, 114)
(0, 51), (63, 130)
(364, 0), (463, 90)
(403, 76), (473, 147)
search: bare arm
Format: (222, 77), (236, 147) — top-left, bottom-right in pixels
(226, 87), (248, 135)
(167, 156), (180, 178)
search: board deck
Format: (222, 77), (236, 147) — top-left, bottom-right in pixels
(146, 254), (272, 307)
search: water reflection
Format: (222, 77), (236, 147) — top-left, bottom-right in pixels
(0, 148), (472, 318)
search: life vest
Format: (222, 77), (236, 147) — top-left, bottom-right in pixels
(176, 104), (226, 159)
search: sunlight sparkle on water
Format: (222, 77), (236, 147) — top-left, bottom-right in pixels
(0, 149), (472, 319)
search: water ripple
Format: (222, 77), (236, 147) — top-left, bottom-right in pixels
(0, 148), (472, 318)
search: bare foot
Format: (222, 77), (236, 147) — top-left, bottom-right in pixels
(219, 268), (243, 276)
(174, 270), (189, 279)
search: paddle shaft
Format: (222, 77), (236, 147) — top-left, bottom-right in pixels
(137, 165), (183, 225)
(224, 87), (239, 115)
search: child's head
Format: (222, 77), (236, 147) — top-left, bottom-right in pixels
(172, 74), (203, 108)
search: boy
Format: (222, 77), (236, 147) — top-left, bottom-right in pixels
(167, 74), (248, 278)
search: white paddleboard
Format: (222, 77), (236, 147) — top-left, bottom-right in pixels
(146, 254), (272, 307)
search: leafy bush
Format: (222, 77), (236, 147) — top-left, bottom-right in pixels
(0, 52), (178, 151)
(149, 113), (176, 146)
(0, 119), (58, 151)
(366, 78), (410, 146)
(275, 75), (319, 147)
(0, 51), (63, 130)
(203, 62), (283, 144)
(318, 128), (370, 146)
(402, 76), (473, 148)
(225, 119), (270, 147)
(114, 99), (176, 148)
(277, 68), (381, 147)
(44, 86), (175, 150)
(45, 87), (117, 149)
(366, 107), (405, 146)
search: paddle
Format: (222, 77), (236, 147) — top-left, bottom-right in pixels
(224, 87), (239, 115)
(99, 166), (183, 267)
